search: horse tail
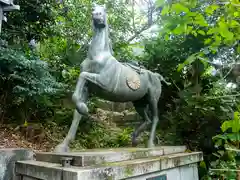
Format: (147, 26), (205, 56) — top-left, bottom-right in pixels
(156, 73), (171, 86)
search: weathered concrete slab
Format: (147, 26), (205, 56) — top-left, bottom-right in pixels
(0, 148), (34, 180)
(127, 163), (199, 180)
(76, 152), (203, 180)
(16, 151), (203, 180)
(36, 146), (186, 167)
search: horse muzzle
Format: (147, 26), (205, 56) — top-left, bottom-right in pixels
(93, 18), (106, 28)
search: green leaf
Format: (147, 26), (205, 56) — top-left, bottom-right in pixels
(161, 5), (170, 15)
(157, 0), (165, 6)
(187, 12), (198, 17)
(214, 139), (223, 146)
(177, 53), (197, 71)
(164, 34), (169, 40)
(226, 133), (240, 142)
(221, 121), (232, 132)
(204, 38), (212, 45)
(234, 111), (239, 121)
(207, 28), (216, 35)
(234, 12), (239, 17)
(173, 25), (186, 35)
(191, 30), (198, 37)
(217, 150), (225, 156)
(229, 20), (239, 28)
(198, 30), (205, 35)
(213, 35), (222, 46)
(199, 161), (207, 169)
(218, 21), (234, 40)
(213, 134), (227, 140)
(212, 152), (221, 158)
(237, 45), (240, 54)
(209, 46), (218, 53)
(171, 3), (190, 14)
(197, 55), (208, 68)
(205, 4), (219, 15)
(223, 30), (234, 40)
(221, 112), (240, 132)
(194, 14), (208, 27)
(186, 25), (193, 34)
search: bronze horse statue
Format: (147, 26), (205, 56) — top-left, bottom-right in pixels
(54, 3), (170, 152)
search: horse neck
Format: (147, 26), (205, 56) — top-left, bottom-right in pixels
(88, 25), (112, 58)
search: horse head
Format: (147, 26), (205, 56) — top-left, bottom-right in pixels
(92, 3), (107, 29)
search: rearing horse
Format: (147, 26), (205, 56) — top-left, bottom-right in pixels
(54, 4), (170, 152)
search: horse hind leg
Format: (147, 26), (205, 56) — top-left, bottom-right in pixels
(147, 90), (161, 148)
(132, 101), (151, 147)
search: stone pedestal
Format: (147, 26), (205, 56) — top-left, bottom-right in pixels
(0, 148), (34, 180)
(15, 146), (203, 180)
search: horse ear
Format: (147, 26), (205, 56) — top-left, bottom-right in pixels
(103, 4), (106, 10)
(93, 2), (97, 8)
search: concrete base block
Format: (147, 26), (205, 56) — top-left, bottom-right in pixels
(15, 146), (203, 180)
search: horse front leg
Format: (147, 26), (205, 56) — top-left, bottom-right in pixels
(54, 110), (82, 152)
(72, 74), (89, 116)
(73, 71), (108, 115)
(54, 74), (89, 152)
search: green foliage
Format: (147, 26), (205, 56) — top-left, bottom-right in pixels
(0, 47), (63, 97)
(201, 111), (240, 179)
(158, 0), (240, 71)
(0, 46), (64, 123)
(2, 0), (59, 43)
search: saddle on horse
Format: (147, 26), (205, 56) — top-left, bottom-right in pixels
(122, 60), (145, 74)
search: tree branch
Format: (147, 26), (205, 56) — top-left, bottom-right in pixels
(126, 3), (160, 42)
(127, 24), (149, 42)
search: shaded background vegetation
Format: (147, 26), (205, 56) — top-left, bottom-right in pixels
(0, 0), (239, 179)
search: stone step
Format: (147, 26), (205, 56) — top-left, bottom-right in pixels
(94, 99), (134, 112)
(35, 146), (186, 167)
(117, 122), (141, 128)
(96, 108), (140, 123)
(16, 151), (203, 180)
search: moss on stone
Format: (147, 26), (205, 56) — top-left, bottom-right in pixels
(124, 165), (134, 177)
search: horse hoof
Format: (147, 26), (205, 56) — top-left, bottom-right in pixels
(76, 102), (89, 115)
(132, 140), (138, 147)
(131, 133), (138, 147)
(54, 144), (70, 153)
(147, 142), (155, 148)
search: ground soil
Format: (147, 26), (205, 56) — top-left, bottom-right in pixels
(0, 125), (56, 152)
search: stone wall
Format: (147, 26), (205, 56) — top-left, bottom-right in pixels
(94, 99), (141, 128)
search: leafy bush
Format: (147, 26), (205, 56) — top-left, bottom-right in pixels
(200, 111), (240, 179)
(0, 46), (64, 123)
